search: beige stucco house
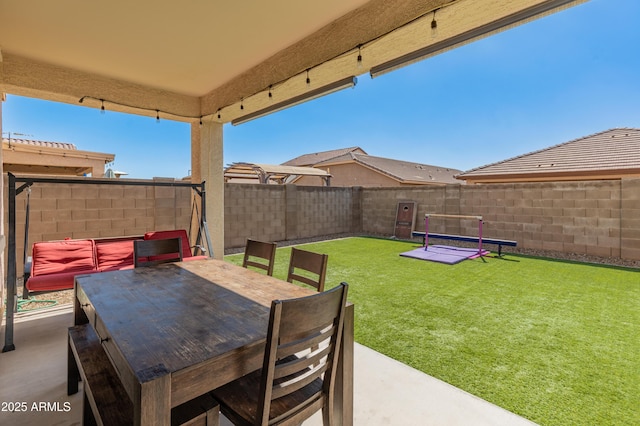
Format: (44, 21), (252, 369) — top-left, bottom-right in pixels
(284, 147), (462, 187)
(456, 128), (640, 184)
(2, 137), (114, 177)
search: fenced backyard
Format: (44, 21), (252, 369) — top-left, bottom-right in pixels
(3, 178), (639, 425)
(227, 237), (640, 426)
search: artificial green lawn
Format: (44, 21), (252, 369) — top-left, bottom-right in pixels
(225, 237), (640, 426)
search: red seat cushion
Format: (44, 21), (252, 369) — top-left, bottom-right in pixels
(99, 264), (135, 272)
(144, 230), (194, 257)
(31, 240), (97, 277)
(26, 270), (99, 292)
(95, 239), (140, 271)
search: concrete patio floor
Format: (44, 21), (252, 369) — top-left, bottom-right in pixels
(0, 305), (537, 426)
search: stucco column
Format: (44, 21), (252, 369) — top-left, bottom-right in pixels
(191, 120), (224, 259)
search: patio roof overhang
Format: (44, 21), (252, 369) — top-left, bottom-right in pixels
(0, 0), (588, 124)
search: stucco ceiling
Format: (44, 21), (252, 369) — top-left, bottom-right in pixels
(0, 0), (370, 96)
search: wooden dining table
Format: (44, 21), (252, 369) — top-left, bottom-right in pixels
(71, 258), (354, 426)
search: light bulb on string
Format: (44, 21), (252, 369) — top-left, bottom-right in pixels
(430, 10), (438, 39)
(357, 45), (363, 69)
(306, 70), (311, 88)
(217, 109), (221, 120)
(100, 99), (105, 114)
(268, 85), (273, 100)
(156, 110), (160, 123)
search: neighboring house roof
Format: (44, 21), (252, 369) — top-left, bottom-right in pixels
(282, 147), (366, 167)
(312, 152), (462, 185)
(456, 128), (640, 183)
(3, 138), (78, 150)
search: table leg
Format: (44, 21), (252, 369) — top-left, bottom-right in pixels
(134, 365), (171, 426)
(336, 303), (354, 426)
(67, 333), (80, 395)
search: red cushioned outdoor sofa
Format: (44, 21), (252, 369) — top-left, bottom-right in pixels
(24, 229), (208, 295)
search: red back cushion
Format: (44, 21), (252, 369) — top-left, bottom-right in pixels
(144, 230), (193, 257)
(95, 239), (139, 269)
(31, 240), (97, 276)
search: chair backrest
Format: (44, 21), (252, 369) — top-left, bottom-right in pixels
(144, 229), (194, 257)
(257, 283), (349, 426)
(287, 247), (329, 292)
(134, 238), (183, 267)
(242, 239), (277, 276)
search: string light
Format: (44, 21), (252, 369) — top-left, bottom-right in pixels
(77, 96), (201, 121)
(156, 110), (160, 122)
(224, 3), (453, 115)
(78, 2), (453, 124)
(431, 10), (438, 39)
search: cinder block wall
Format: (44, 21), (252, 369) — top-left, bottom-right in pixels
(621, 178), (640, 260)
(224, 183), (357, 248)
(361, 179), (639, 261)
(224, 184), (287, 248)
(5, 178), (640, 277)
(289, 186), (356, 240)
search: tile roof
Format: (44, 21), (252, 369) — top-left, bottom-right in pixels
(316, 152), (462, 184)
(457, 128), (640, 179)
(282, 147), (366, 166)
(2, 137), (77, 150)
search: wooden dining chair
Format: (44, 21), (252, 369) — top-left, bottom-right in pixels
(287, 247), (329, 292)
(134, 237), (183, 267)
(211, 282), (349, 426)
(242, 239), (277, 276)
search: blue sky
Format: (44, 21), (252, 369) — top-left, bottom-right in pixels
(3, 0), (639, 179)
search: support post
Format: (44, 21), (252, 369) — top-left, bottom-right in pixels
(424, 215), (430, 251)
(3, 173), (17, 352)
(478, 219), (484, 255)
(22, 186), (31, 299)
(200, 181), (213, 258)
(191, 120), (224, 259)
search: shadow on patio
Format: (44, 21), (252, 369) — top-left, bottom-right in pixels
(0, 305), (536, 426)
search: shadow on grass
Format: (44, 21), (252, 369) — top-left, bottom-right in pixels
(505, 252), (640, 272)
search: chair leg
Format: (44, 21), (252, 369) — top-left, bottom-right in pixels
(67, 338), (79, 395)
(322, 402), (333, 426)
(83, 391), (97, 426)
(206, 403), (220, 425)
